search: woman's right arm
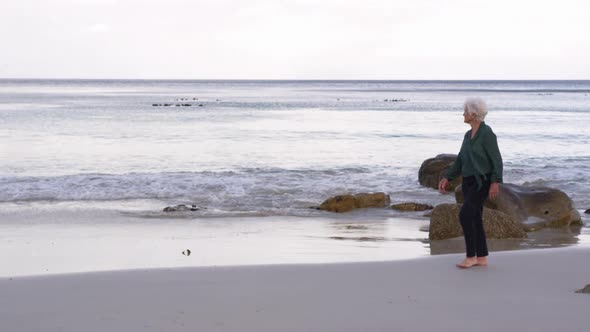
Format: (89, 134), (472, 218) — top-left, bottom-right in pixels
(445, 151), (462, 181)
(439, 152), (462, 193)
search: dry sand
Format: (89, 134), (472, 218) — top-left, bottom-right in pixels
(1, 246), (589, 332)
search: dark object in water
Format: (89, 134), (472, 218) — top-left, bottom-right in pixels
(163, 204), (206, 212)
(575, 284), (590, 294)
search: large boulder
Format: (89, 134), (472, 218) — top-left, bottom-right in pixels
(455, 183), (582, 227)
(418, 154), (462, 190)
(429, 203), (527, 240)
(319, 192), (391, 213)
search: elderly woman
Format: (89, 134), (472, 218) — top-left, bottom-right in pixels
(438, 98), (503, 269)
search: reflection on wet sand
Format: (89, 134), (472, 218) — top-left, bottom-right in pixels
(330, 236), (388, 242)
(323, 219), (429, 244)
(328, 236), (424, 242)
(429, 226), (583, 255)
(321, 217), (588, 257)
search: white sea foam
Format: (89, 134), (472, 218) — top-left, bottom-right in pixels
(0, 168), (419, 212)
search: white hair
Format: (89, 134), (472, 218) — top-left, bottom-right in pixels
(464, 98), (488, 121)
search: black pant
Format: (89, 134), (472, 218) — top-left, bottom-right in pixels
(459, 176), (490, 257)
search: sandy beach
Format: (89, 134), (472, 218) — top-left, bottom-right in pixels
(2, 246), (588, 332)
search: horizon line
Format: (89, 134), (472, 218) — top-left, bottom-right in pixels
(1, 77), (590, 82)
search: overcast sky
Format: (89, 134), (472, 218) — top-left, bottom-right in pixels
(1, 0), (589, 79)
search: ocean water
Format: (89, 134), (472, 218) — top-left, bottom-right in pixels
(1, 79), (589, 217)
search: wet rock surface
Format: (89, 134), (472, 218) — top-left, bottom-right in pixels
(391, 202), (434, 211)
(419, 154), (462, 190)
(455, 183), (582, 227)
(319, 192), (391, 213)
(429, 203), (527, 240)
(575, 284), (590, 294)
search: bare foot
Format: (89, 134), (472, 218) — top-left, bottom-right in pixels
(456, 257), (478, 269)
(476, 257), (488, 266)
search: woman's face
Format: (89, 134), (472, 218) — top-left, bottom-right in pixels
(463, 108), (476, 123)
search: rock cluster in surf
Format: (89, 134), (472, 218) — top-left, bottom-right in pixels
(158, 153), (583, 243)
(419, 154), (583, 240)
(455, 183), (582, 229)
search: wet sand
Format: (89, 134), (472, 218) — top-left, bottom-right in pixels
(0, 202), (588, 277)
(1, 204), (588, 277)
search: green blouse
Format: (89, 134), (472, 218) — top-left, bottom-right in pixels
(445, 122), (503, 185)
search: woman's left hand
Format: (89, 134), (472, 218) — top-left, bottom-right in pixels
(489, 182), (500, 200)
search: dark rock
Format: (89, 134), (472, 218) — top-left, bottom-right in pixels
(199, 104), (204, 107)
(319, 192), (391, 213)
(585, 209), (590, 214)
(455, 183), (582, 227)
(429, 203), (527, 240)
(575, 284), (590, 294)
(344, 225), (369, 230)
(163, 204), (204, 212)
(419, 154), (462, 190)
(182, 249), (191, 256)
(391, 202), (434, 211)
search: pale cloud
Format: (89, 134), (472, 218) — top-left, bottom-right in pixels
(69, 0), (119, 5)
(86, 23), (112, 33)
(0, 0), (588, 79)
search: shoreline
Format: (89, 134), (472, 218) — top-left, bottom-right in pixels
(1, 204), (588, 277)
(2, 246), (589, 332)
